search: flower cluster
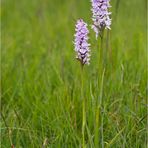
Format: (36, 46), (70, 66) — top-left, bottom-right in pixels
(91, 0), (111, 38)
(74, 19), (91, 66)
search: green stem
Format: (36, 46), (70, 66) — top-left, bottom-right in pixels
(82, 96), (86, 148)
(81, 66), (86, 148)
(95, 30), (105, 148)
(100, 30), (104, 71)
(102, 30), (108, 69)
(94, 105), (100, 148)
(105, 30), (109, 67)
(101, 112), (104, 148)
(100, 69), (105, 148)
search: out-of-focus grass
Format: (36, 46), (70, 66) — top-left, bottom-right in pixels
(1, 0), (147, 147)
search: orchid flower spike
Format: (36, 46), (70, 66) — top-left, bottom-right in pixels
(74, 19), (91, 66)
(91, 0), (112, 39)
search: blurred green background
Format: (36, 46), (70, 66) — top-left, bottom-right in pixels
(1, 0), (147, 147)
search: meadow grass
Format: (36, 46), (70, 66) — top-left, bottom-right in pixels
(1, 0), (147, 147)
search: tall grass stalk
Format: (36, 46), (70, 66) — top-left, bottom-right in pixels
(1, 112), (13, 147)
(115, 0), (121, 20)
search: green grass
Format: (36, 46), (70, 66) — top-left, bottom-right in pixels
(1, 0), (147, 147)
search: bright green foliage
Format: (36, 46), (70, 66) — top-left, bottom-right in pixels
(1, 0), (147, 147)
